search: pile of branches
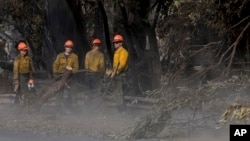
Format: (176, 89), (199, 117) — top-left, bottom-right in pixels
(125, 72), (250, 140)
(221, 103), (250, 124)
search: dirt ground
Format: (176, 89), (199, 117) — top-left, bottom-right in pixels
(0, 102), (151, 140)
(0, 100), (232, 141)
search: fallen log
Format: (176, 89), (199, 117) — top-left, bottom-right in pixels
(34, 69), (72, 111)
(123, 96), (159, 104)
(0, 94), (15, 104)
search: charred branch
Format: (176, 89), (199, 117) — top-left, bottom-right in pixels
(34, 69), (72, 111)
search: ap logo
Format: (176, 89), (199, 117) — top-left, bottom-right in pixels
(230, 125), (250, 141)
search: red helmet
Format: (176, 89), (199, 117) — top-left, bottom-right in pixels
(112, 34), (123, 43)
(64, 40), (74, 48)
(92, 38), (102, 45)
(18, 42), (28, 51)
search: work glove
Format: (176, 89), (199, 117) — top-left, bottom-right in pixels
(13, 79), (19, 92)
(106, 69), (112, 76)
(66, 66), (73, 70)
(110, 72), (116, 78)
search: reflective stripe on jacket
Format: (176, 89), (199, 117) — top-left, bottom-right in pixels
(85, 49), (105, 73)
(13, 54), (32, 80)
(53, 52), (79, 74)
(113, 46), (128, 74)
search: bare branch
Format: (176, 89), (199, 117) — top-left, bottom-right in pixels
(225, 22), (250, 75)
(228, 15), (250, 31)
(188, 41), (221, 58)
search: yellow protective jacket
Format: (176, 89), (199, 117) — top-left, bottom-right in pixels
(13, 54), (33, 80)
(85, 49), (105, 73)
(113, 46), (128, 74)
(53, 52), (79, 74)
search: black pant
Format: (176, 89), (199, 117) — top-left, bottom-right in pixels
(85, 72), (101, 94)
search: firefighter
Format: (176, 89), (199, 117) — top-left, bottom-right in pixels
(85, 38), (105, 96)
(53, 39), (79, 114)
(106, 34), (129, 110)
(13, 41), (34, 104)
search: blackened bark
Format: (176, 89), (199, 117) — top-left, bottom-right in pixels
(66, 0), (89, 68)
(114, 2), (162, 90)
(97, 0), (112, 63)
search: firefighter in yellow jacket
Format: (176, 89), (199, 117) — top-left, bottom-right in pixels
(106, 34), (128, 110)
(85, 38), (105, 95)
(53, 40), (79, 113)
(13, 41), (34, 104)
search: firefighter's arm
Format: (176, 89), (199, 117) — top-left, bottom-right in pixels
(116, 51), (128, 74)
(110, 62), (120, 78)
(13, 59), (19, 92)
(108, 53), (121, 78)
(53, 55), (60, 74)
(84, 53), (89, 70)
(99, 54), (105, 73)
(69, 55), (79, 73)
